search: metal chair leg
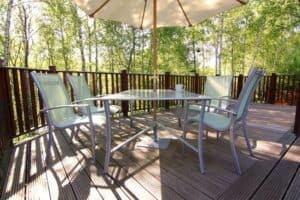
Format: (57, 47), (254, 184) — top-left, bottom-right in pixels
(182, 120), (188, 154)
(181, 100), (189, 154)
(242, 122), (253, 156)
(130, 100), (134, 127)
(229, 126), (241, 175)
(70, 127), (76, 144)
(89, 124), (96, 163)
(104, 100), (112, 174)
(198, 122), (205, 174)
(46, 125), (53, 164)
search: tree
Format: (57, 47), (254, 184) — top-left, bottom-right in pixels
(3, 0), (14, 67)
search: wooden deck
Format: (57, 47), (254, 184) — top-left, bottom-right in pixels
(1, 104), (299, 200)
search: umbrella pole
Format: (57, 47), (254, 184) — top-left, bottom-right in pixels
(153, 0), (158, 142)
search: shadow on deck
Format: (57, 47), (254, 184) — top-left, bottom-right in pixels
(1, 104), (300, 200)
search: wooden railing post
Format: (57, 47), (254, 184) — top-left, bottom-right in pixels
(49, 65), (57, 73)
(294, 83), (300, 136)
(120, 70), (129, 117)
(268, 73), (277, 104)
(237, 74), (244, 98)
(0, 59), (14, 147)
(165, 72), (171, 110)
(194, 73), (199, 93)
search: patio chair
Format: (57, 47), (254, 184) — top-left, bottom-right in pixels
(189, 75), (233, 111)
(66, 74), (121, 116)
(178, 76), (233, 136)
(30, 71), (106, 163)
(182, 67), (265, 175)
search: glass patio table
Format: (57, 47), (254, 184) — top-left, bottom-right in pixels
(101, 89), (210, 173)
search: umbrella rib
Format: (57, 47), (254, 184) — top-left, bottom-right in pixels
(89, 0), (111, 17)
(176, 0), (192, 27)
(236, 0), (247, 5)
(140, 0), (148, 29)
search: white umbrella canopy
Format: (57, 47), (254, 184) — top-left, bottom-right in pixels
(73, 0), (247, 85)
(73, 0), (246, 29)
(73, 0), (247, 124)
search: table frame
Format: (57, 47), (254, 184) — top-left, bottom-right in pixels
(101, 89), (210, 173)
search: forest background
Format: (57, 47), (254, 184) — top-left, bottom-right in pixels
(0, 0), (299, 76)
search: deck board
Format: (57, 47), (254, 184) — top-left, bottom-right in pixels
(25, 136), (50, 200)
(1, 104), (299, 200)
(43, 134), (77, 200)
(77, 128), (184, 200)
(284, 167), (300, 200)
(251, 137), (300, 200)
(217, 133), (296, 200)
(1, 143), (27, 200)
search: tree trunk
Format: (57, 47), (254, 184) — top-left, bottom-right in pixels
(141, 30), (145, 72)
(218, 14), (224, 75)
(201, 43), (205, 69)
(230, 37), (235, 75)
(4, 0), (14, 67)
(74, 8), (86, 72)
(59, 24), (69, 70)
(87, 21), (92, 72)
(192, 40), (196, 72)
(242, 32), (246, 74)
(127, 27), (136, 72)
(94, 21), (99, 72)
(250, 23), (265, 70)
(19, 4), (30, 68)
(78, 23), (86, 72)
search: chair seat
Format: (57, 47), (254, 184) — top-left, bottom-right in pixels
(90, 104), (121, 114)
(54, 113), (106, 128)
(188, 112), (231, 131)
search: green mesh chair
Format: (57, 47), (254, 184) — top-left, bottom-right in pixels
(66, 74), (121, 116)
(30, 71), (106, 162)
(189, 75), (233, 111)
(181, 76), (233, 138)
(182, 67), (265, 175)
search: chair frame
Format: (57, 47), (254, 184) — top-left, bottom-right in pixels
(66, 74), (121, 116)
(30, 71), (97, 162)
(182, 68), (265, 175)
(179, 76), (233, 128)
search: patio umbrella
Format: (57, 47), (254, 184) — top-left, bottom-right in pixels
(72, 0), (247, 129)
(73, 0), (246, 89)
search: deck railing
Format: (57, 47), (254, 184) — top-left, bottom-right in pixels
(0, 64), (299, 156)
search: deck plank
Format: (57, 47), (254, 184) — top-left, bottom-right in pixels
(77, 128), (183, 200)
(1, 143), (27, 200)
(25, 136), (50, 200)
(129, 114), (256, 196)
(60, 130), (132, 200)
(1, 105), (298, 200)
(217, 133), (296, 200)
(41, 134), (76, 200)
(252, 137), (300, 200)
(52, 130), (103, 200)
(284, 167), (300, 200)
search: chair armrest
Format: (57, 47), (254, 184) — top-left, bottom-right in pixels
(218, 96), (237, 103)
(208, 105), (237, 116)
(72, 97), (103, 104)
(40, 104), (89, 113)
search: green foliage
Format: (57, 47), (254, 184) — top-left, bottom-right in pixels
(0, 0), (299, 75)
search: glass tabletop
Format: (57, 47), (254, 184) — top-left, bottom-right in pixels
(101, 89), (210, 101)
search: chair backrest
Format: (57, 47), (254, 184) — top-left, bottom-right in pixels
(30, 71), (76, 126)
(234, 68), (265, 121)
(66, 74), (95, 109)
(204, 76), (233, 107)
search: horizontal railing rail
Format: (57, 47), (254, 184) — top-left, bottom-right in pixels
(0, 64), (299, 147)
